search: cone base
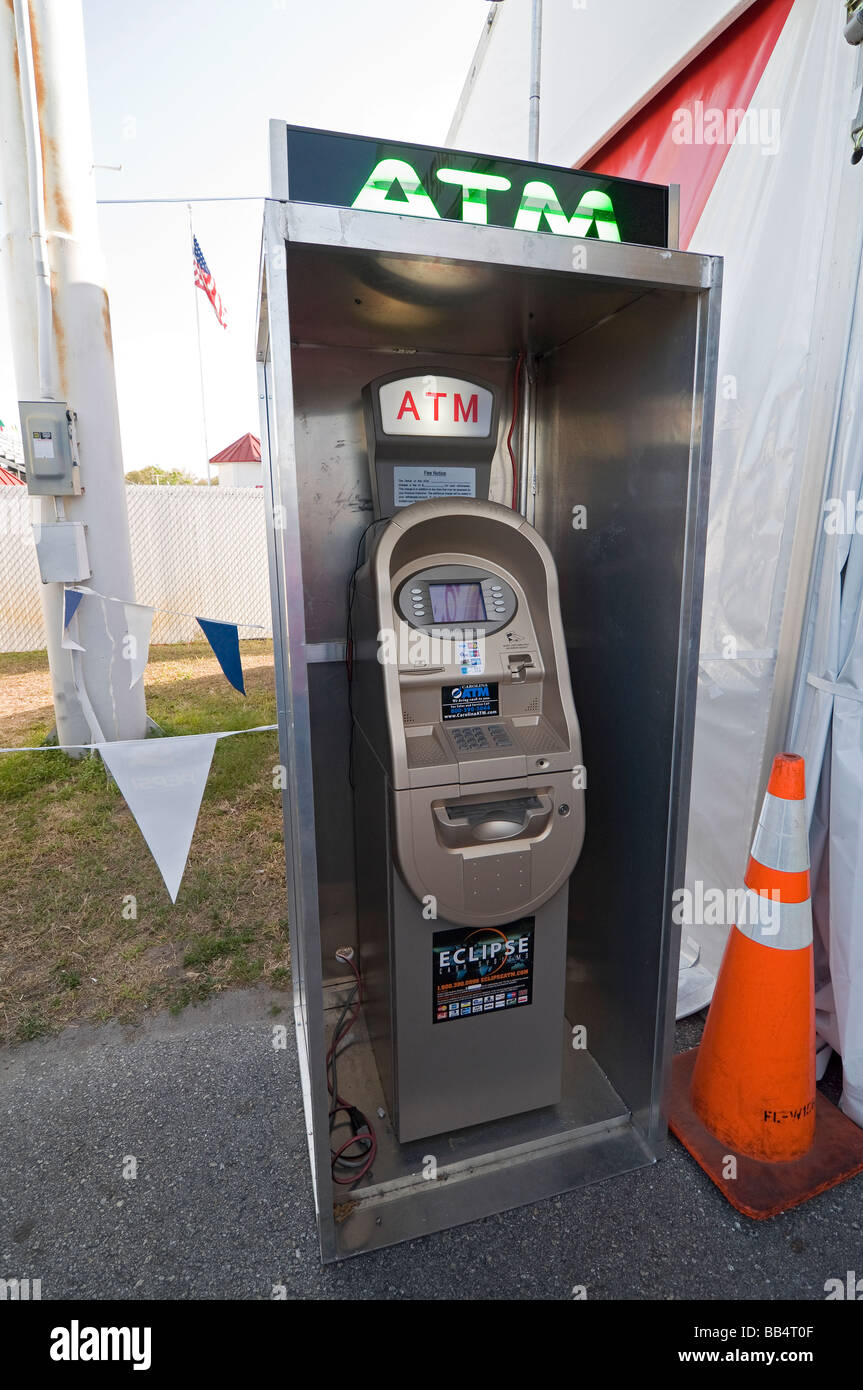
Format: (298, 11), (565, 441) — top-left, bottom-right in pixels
(668, 1049), (863, 1219)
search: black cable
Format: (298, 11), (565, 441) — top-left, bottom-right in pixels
(326, 955), (377, 1184)
(328, 984), (357, 1128)
(346, 517), (386, 790)
(337, 521), (387, 1181)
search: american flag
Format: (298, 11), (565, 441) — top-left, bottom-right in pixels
(193, 234), (227, 329)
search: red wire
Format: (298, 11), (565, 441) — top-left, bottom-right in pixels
(508, 355), (522, 514)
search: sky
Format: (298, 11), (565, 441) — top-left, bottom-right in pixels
(0, 0), (491, 477)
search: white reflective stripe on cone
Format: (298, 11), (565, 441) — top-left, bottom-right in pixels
(734, 889), (813, 950)
(750, 791), (810, 873)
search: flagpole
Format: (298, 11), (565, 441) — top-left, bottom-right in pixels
(188, 203), (212, 485)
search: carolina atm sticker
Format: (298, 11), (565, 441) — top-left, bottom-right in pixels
(441, 682), (499, 721)
(433, 920), (534, 1024)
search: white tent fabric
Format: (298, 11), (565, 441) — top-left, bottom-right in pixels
(682, 1), (862, 992)
(446, 1), (863, 1097)
(448, 0), (750, 168)
(787, 212), (863, 1124)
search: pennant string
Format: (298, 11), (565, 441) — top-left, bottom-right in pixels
(0, 724), (278, 753)
(69, 584), (269, 631)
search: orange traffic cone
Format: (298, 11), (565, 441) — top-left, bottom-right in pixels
(691, 753), (815, 1160)
(668, 753), (863, 1218)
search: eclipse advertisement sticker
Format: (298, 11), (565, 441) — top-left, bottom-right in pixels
(441, 682), (499, 721)
(433, 920), (534, 1024)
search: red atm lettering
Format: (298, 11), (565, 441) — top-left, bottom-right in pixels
(454, 393), (478, 423)
(397, 390), (420, 420)
(425, 391), (446, 420)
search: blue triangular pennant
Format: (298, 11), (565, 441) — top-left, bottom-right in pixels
(63, 588), (83, 629)
(196, 618), (245, 695)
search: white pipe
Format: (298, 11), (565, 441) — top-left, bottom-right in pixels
(21, 0), (146, 743)
(528, 0), (542, 161)
(12, 0), (54, 399)
(1, 0), (88, 748)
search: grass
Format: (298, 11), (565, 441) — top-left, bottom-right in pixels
(0, 641), (290, 1045)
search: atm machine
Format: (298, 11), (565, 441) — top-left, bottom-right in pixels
(350, 371), (585, 1142)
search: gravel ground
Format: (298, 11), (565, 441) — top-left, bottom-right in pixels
(1, 989), (859, 1301)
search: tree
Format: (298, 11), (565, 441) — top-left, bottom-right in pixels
(124, 465), (210, 486)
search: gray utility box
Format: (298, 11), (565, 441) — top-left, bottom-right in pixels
(19, 401), (81, 496)
(257, 123), (722, 1262)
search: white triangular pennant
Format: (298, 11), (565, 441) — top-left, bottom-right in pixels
(98, 735), (217, 902)
(61, 621), (85, 652)
(123, 603), (155, 687)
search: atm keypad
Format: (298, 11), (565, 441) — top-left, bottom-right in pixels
(452, 727), (490, 752)
(451, 724), (514, 754)
(487, 724), (513, 748)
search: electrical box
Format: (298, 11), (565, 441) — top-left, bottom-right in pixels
(33, 521), (91, 584)
(19, 401), (82, 496)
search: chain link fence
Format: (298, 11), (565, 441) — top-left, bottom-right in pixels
(0, 485), (272, 652)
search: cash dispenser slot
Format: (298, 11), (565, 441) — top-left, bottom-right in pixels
(433, 793), (551, 847)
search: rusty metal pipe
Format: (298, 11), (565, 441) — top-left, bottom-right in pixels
(12, 0), (54, 399)
(1, 0), (146, 744)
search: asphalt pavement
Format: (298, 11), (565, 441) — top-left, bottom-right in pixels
(1, 988), (860, 1300)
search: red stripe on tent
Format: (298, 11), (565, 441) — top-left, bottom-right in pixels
(586, 0), (794, 249)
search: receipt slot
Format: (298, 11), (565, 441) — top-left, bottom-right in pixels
(351, 498), (584, 1140)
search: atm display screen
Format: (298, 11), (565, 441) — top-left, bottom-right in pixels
(428, 583), (487, 624)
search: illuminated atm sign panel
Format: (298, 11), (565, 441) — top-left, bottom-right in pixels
(378, 376), (494, 437)
(283, 126), (670, 249)
(363, 369), (501, 518)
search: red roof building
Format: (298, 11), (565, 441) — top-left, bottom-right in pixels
(209, 433), (262, 488)
(0, 466), (24, 485)
(209, 433), (261, 465)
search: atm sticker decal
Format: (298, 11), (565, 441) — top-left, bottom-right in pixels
(456, 639), (484, 676)
(433, 921), (534, 1025)
(441, 682), (499, 721)
(393, 465), (476, 508)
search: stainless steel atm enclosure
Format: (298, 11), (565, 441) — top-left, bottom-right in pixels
(257, 122), (722, 1261)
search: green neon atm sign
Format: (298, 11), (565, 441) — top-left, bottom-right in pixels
(283, 127), (669, 249)
(352, 158), (621, 241)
